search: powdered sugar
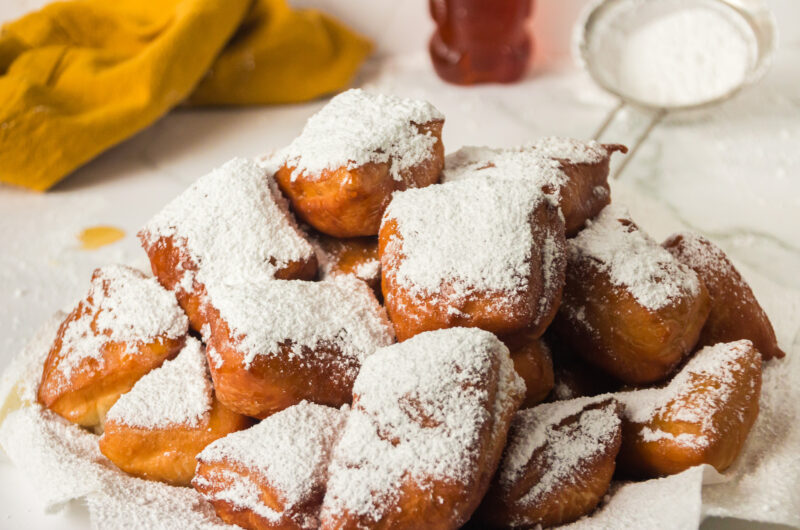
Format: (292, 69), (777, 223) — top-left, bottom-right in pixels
(382, 177), (548, 301)
(665, 232), (736, 277)
(207, 275), (394, 368)
(618, 340), (759, 448)
(197, 402), (346, 523)
(140, 157), (314, 294)
(321, 327), (523, 522)
(194, 469), (281, 522)
(104, 337), (212, 430)
(602, 2), (755, 107)
(55, 265), (188, 384)
(442, 145), (567, 202)
(499, 397), (621, 509)
(568, 205), (700, 310)
(277, 89), (443, 182)
(442, 138), (610, 198)
(353, 259), (380, 282)
(529, 137), (611, 164)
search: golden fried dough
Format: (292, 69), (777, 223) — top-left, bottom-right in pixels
(319, 328), (525, 529)
(194, 402), (347, 530)
(380, 177), (566, 341)
(554, 206), (710, 384)
(274, 90), (444, 237)
(503, 331), (555, 408)
(312, 233), (381, 296)
(617, 340), (762, 478)
(442, 138), (627, 236)
(478, 397), (622, 528)
(37, 265), (188, 427)
(139, 157), (317, 333)
(664, 232), (785, 360)
(204, 277), (394, 419)
(99, 338), (251, 486)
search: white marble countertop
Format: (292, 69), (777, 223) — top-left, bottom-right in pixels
(0, 1), (798, 528)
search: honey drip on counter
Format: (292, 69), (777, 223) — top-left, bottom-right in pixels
(79, 226), (125, 250)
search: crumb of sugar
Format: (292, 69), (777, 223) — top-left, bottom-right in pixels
(104, 337), (212, 430)
(197, 402), (347, 524)
(207, 275), (394, 368)
(321, 327), (524, 522)
(617, 340), (758, 448)
(500, 397), (621, 510)
(568, 205), (700, 310)
(56, 265), (188, 385)
(141, 157), (314, 293)
(277, 89), (443, 182)
(382, 177), (551, 302)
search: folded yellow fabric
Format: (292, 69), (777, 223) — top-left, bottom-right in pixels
(0, 0), (372, 191)
(190, 0), (372, 105)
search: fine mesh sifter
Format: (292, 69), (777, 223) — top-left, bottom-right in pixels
(574, 0), (777, 177)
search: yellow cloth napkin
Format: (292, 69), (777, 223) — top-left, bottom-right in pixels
(0, 0), (372, 191)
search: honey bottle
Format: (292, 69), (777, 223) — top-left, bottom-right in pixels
(429, 0), (533, 85)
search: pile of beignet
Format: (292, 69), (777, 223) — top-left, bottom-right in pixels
(36, 89), (785, 529)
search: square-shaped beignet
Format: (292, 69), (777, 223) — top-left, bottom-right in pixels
(380, 177), (566, 341)
(617, 340), (762, 478)
(477, 397), (622, 529)
(553, 205), (711, 385)
(664, 232), (785, 360)
(274, 89), (445, 237)
(100, 337), (251, 486)
(442, 138), (627, 236)
(37, 265), (188, 427)
(204, 276), (394, 419)
(139, 157), (317, 332)
(319, 327), (525, 530)
(194, 402), (347, 530)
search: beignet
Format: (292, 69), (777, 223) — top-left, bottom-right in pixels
(100, 337), (251, 486)
(275, 89), (444, 237)
(442, 138), (627, 236)
(478, 398), (622, 528)
(664, 232), (785, 360)
(37, 265), (188, 427)
(194, 402), (347, 530)
(617, 340), (762, 478)
(503, 331), (555, 408)
(380, 177), (566, 341)
(319, 327), (525, 529)
(554, 206), (711, 384)
(204, 276), (394, 418)
(139, 157), (317, 333)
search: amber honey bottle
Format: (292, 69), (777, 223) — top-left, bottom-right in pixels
(429, 0), (533, 85)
